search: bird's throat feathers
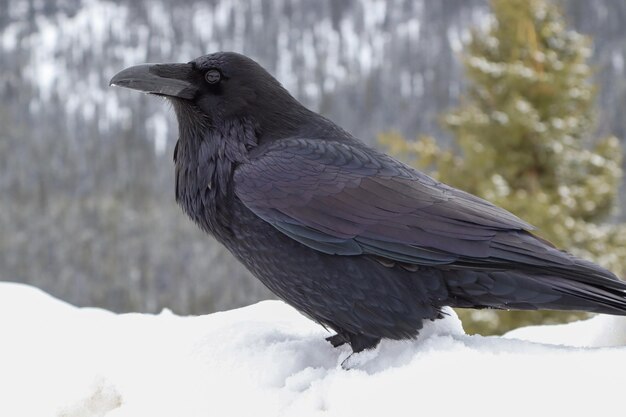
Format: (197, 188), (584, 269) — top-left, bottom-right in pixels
(172, 102), (257, 235)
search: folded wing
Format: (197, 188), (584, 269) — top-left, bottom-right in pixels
(234, 139), (573, 267)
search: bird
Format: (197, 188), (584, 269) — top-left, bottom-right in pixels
(110, 52), (626, 354)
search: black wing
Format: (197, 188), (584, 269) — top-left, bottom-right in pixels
(233, 138), (581, 269)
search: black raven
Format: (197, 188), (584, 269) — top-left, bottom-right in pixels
(111, 52), (626, 353)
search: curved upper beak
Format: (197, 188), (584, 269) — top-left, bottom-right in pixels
(109, 63), (197, 99)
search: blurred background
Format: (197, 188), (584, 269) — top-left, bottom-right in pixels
(1, 0), (626, 334)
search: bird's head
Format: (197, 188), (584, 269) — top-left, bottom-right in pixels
(110, 52), (307, 136)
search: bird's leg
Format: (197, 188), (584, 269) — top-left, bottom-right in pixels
(349, 334), (381, 353)
(325, 333), (348, 348)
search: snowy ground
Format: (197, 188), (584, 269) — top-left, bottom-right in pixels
(1, 282), (626, 417)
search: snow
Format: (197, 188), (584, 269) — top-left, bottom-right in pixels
(505, 314), (626, 347)
(2, 282), (626, 417)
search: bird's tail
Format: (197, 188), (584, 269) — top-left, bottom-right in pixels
(444, 258), (626, 316)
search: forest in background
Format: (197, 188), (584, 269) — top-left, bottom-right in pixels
(1, 0), (626, 327)
(382, 0), (625, 334)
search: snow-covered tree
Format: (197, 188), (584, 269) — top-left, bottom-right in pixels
(381, 0), (626, 334)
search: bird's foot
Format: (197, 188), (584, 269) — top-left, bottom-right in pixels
(325, 333), (348, 348)
(326, 333), (381, 351)
(340, 344), (381, 370)
(337, 333), (382, 369)
(349, 334), (381, 353)
(326, 332), (382, 368)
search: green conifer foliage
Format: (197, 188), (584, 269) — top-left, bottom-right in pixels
(380, 0), (625, 334)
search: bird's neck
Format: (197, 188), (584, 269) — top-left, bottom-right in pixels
(173, 105), (257, 237)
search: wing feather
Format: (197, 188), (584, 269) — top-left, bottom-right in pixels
(235, 138), (545, 267)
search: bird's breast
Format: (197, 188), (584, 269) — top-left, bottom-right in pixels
(175, 147), (237, 238)
(173, 118), (257, 240)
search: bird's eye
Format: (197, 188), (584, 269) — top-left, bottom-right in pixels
(205, 69), (221, 84)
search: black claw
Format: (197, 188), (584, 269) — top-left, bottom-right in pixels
(341, 353), (355, 369)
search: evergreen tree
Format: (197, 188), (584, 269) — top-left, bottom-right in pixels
(380, 0), (626, 334)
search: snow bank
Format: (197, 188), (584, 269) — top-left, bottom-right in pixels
(504, 313), (626, 347)
(1, 282), (626, 417)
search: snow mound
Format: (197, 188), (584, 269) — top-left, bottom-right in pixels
(1, 282), (626, 417)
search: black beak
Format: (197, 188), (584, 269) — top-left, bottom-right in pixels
(109, 63), (197, 99)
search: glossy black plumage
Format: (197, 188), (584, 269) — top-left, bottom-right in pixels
(111, 52), (626, 353)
